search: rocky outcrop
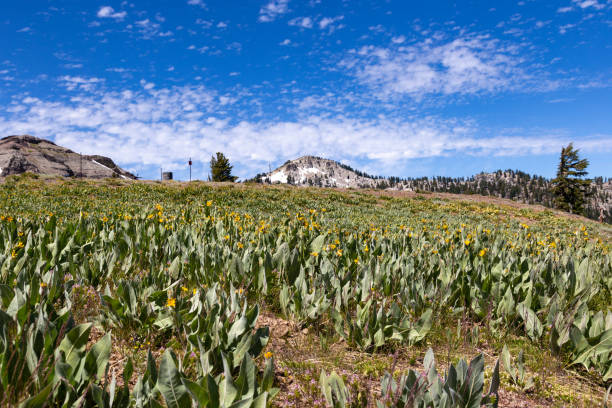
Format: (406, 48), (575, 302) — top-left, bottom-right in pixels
(0, 135), (136, 179)
(259, 156), (386, 188)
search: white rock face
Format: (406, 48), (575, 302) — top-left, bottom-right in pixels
(261, 155), (385, 189)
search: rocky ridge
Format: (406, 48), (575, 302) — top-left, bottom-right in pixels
(0, 135), (136, 179)
(258, 155), (386, 188)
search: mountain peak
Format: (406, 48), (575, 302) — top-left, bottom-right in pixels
(261, 155), (383, 188)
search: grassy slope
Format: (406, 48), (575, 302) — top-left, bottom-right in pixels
(1, 174), (610, 407)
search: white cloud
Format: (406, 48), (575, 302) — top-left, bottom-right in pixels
(319, 15), (344, 31)
(279, 38), (291, 46)
(259, 0), (290, 22)
(140, 80), (155, 90)
(572, 0), (606, 9)
(289, 17), (313, 28)
(59, 76), (104, 91)
(97, 6), (126, 20)
(131, 18), (170, 39)
(17, 27), (31, 33)
(341, 34), (528, 100)
(106, 67), (129, 73)
(1, 84), (609, 177)
(195, 19), (213, 28)
(187, 0), (206, 7)
(558, 0), (608, 12)
(391, 35), (406, 44)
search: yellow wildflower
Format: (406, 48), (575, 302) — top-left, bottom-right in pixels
(264, 351), (273, 359)
(206, 200), (212, 207)
(464, 240), (471, 246)
(311, 252), (318, 257)
(40, 282), (48, 288)
(166, 297), (176, 308)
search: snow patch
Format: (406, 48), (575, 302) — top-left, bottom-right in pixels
(297, 166), (322, 182)
(270, 170), (288, 183)
(92, 159), (111, 171)
(92, 159), (127, 179)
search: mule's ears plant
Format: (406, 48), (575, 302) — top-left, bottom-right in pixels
(378, 349), (499, 408)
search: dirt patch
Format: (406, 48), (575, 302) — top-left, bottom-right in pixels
(256, 312), (601, 407)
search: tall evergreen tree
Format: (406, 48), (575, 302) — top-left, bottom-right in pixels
(551, 143), (591, 214)
(210, 152), (237, 182)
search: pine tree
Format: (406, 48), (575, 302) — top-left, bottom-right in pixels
(210, 152), (237, 182)
(551, 143), (591, 214)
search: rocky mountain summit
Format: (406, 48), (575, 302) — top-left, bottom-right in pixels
(0, 135), (136, 179)
(257, 155), (387, 188)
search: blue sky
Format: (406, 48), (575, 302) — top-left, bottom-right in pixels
(1, 0), (611, 180)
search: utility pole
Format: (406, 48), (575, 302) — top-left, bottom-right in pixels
(160, 167), (162, 181)
(188, 158), (192, 182)
(79, 153), (83, 178)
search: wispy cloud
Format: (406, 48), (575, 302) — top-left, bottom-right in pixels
(557, 0), (609, 12)
(59, 76), (104, 91)
(573, 0), (606, 10)
(288, 16), (312, 28)
(318, 15), (344, 32)
(129, 18), (172, 39)
(341, 33), (530, 100)
(187, 0), (206, 8)
(258, 0), (290, 22)
(2, 84), (609, 177)
(96, 6), (126, 20)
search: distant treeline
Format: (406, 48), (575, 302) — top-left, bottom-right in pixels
(393, 170), (610, 223)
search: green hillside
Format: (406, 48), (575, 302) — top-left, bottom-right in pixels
(0, 175), (610, 407)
